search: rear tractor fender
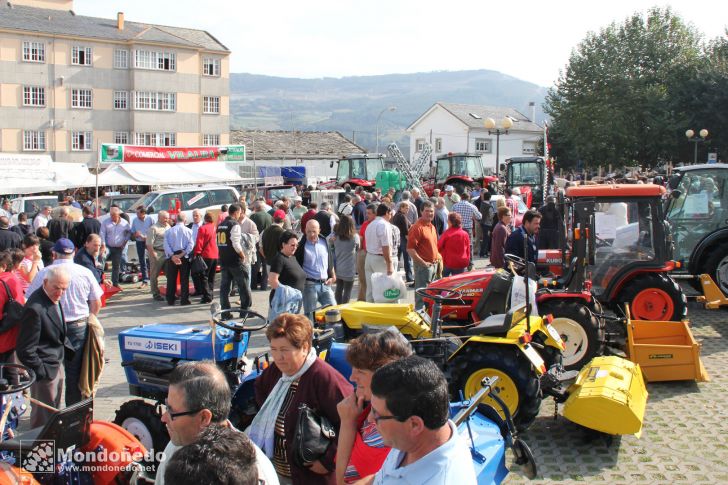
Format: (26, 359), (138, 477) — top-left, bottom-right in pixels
(449, 337), (547, 375)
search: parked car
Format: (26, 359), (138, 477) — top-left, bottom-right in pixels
(97, 194), (142, 215)
(128, 185), (240, 222)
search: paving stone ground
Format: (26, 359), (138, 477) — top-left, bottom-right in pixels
(90, 264), (728, 484)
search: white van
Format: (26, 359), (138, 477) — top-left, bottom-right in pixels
(128, 186), (240, 222)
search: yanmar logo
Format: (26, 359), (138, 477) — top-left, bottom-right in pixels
(125, 336), (182, 356)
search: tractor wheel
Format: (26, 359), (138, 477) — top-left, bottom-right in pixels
(114, 399), (169, 477)
(619, 273), (687, 321)
(704, 244), (728, 296)
(450, 344), (541, 431)
(539, 300), (604, 371)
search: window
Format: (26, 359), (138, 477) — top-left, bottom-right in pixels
(150, 192), (182, 213)
(71, 46), (92, 66)
(23, 131), (46, 151)
(182, 191), (211, 210)
(435, 138), (442, 152)
(71, 131), (93, 151)
(133, 92), (176, 111)
(475, 138), (492, 153)
(22, 86), (45, 107)
(203, 96), (220, 114)
(71, 89), (93, 109)
(134, 132), (176, 146)
(522, 141), (537, 155)
(209, 189), (237, 205)
(202, 134), (220, 145)
(114, 132), (129, 144)
(203, 58), (221, 76)
(415, 138), (426, 152)
(114, 49), (129, 69)
(22, 41), (45, 62)
(113, 91), (128, 110)
(134, 49), (176, 71)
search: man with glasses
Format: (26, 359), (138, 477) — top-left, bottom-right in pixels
(366, 356), (477, 484)
(155, 361), (278, 485)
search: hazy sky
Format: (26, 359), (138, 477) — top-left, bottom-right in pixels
(76, 0), (727, 87)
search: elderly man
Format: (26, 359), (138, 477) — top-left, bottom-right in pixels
(164, 212), (194, 306)
(357, 204), (377, 301)
(217, 204), (254, 312)
(364, 203), (394, 302)
(314, 201), (337, 238)
(400, 191), (418, 224)
(407, 201), (440, 310)
(0, 199), (11, 220)
(391, 202), (414, 283)
(443, 186), (458, 210)
(154, 361), (278, 485)
(368, 356), (477, 484)
(100, 207), (131, 286)
(33, 205), (52, 231)
(434, 197), (449, 237)
(295, 219), (336, 318)
(0, 217), (21, 252)
(411, 188), (425, 215)
(147, 211), (170, 301)
(17, 265), (72, 427)
(291, 196), (307, 221)
(131, 207), (154, 286)
(47, 207), (72, 242)
(351, 194), (366, 228)
(27, 238), (104, 406)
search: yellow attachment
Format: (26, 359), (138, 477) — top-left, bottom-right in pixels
(696, 273), (728, 309)
(463, 368), (520, 420)
(563, 356), (648, 436)
(624, 305), (709, 382)
(314, 302), (432, 338)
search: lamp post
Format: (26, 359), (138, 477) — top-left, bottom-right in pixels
(484, 116), (514, 179)
(686, 128), (709, 164)
(376, 106), (397, 154)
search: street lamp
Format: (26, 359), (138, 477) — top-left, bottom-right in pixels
(484, 116), (514, 179)
(686, 128), (709, 164)
(376, 106), (397, 154)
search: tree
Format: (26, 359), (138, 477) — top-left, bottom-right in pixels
(544, 7), (706, 167)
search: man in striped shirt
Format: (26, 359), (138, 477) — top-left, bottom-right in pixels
(451, 192), (481, 270)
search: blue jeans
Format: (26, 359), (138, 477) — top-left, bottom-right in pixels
(414, 263), (437, 310)
(64, 319), (88, 406)
(303, 282), (336, 320)
(443, 267), (465, 277)
(135, 241), (149, 281)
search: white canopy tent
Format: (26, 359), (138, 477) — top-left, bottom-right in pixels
(0, 153), (95, 195)
(97, 162), (246, 186)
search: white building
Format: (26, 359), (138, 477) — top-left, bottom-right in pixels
(406, 102), (543, 167)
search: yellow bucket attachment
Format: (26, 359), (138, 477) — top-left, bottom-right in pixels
(563, 356), (648, 436)
(696, 273), (728, 309)
(625, 306), (709, 383)
(321, 301), (432, 338)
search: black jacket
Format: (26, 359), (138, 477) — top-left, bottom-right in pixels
(16, 288), (73, 381)
(74, 247), (103, 283)
(72, 217), (101, 249)
(313, 211), (333, 237)
(47, 218), (73, 243)
(0, 228), (22, 252)
(10, 224), (32, 238)
(504, 226), (538, 264)
(294, 235), (334, 279)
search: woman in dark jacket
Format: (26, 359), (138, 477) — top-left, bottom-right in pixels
(249, 313), (353, 485)
(36, 227), (54, 268)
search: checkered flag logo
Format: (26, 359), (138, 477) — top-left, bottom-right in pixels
(20, 440), (55, 474)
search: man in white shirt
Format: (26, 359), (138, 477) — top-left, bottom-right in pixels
(155, 361), (278, 485)
(33, 206), (52, 231)
(364, 203), (394, 302)
(366, 356), (477, 485)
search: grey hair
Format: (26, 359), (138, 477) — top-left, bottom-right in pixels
(158, 210), (169, 218)
(176, 212), (187, 223)
(44, 265), (70, 283)
(168, 361), (231, 423)
(320, 201), (330, 210)
(401, 191), (411, 200)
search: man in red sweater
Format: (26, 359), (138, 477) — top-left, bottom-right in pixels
(192, 212), (219, 304)
(356, 204), (376, 301)
(300, 201), (318, 234)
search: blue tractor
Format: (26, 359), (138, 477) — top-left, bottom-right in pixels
(115, 305), (537, 483)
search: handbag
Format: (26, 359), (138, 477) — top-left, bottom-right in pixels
(292, 403), (336, 467)
(0, 279), (23, 334)
(191, 255), (208, 274)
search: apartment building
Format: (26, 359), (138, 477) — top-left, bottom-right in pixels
(0, 0), (230, 165)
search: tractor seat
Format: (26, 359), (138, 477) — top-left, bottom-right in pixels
(540, 257), (578, 288)
(466, 311), (514, 336)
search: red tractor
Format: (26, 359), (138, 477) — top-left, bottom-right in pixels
(330, 154), (385, 190)
(432, 152), (497, 195)
(502, 156), (555, 208)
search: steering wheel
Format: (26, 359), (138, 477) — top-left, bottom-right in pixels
(415, 287), (462, 302)
(0, 363), (36, 395)
(212, 307), (268, 333)
(504, 253), (527, 271)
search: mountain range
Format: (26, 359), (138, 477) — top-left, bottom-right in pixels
(229, 69), (548, 153)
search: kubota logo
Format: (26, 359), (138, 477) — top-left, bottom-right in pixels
(383, 288), (401, 299)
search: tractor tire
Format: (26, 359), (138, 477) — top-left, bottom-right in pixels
(703, 244), (728, 296)
(114, 399), (169, 477)
(539, 300), (604, 372)
(619, 273), (687, 321)
(449, 344), (541, 431)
